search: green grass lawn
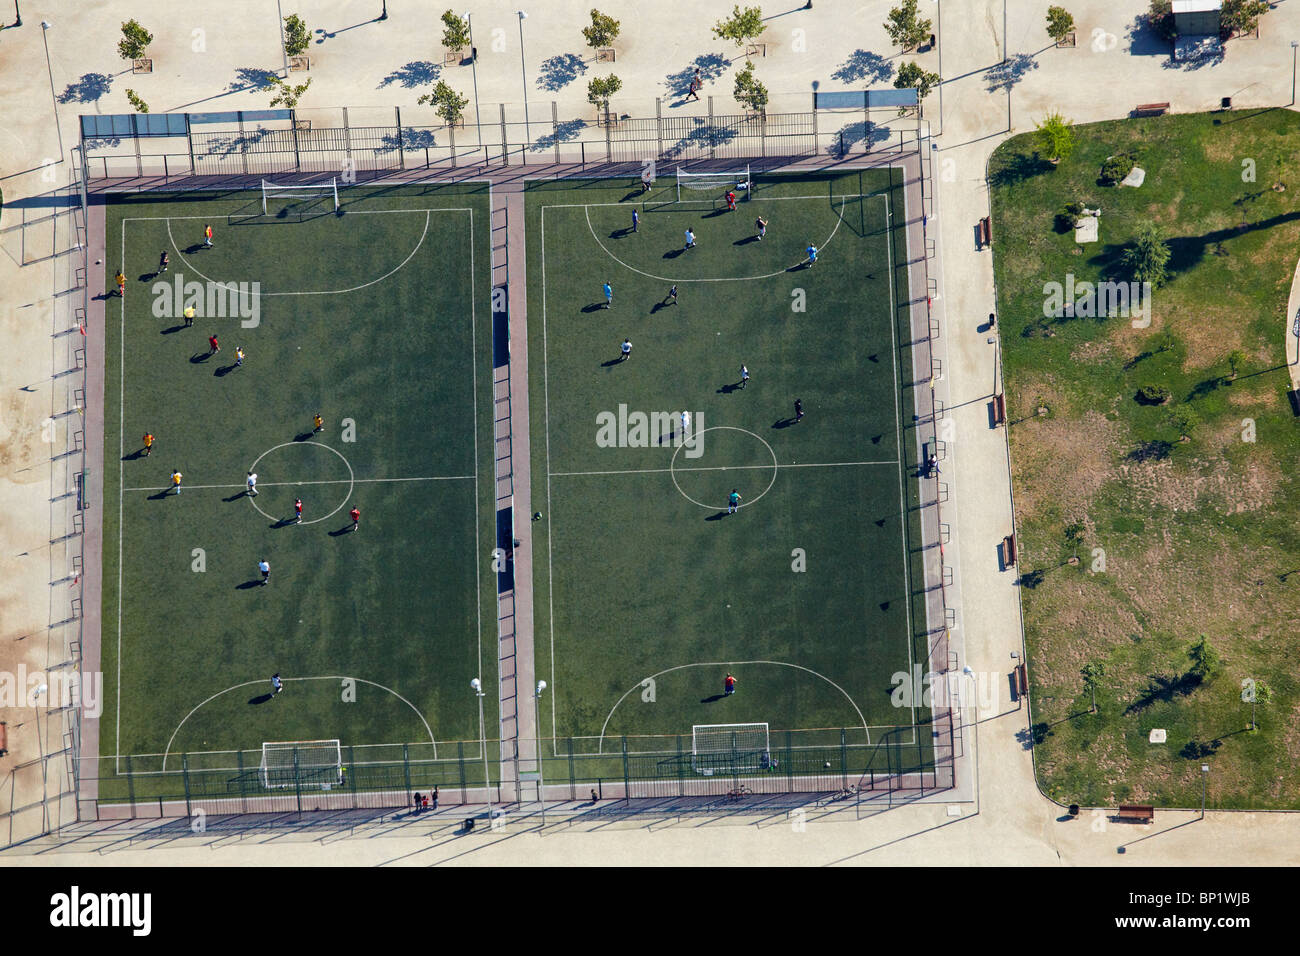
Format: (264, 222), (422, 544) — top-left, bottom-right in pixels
(991, 111), (1300, 808)
(525, 171), (936, 773)
(99, 185), (497, 798)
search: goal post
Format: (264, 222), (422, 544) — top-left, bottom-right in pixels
(691, 722), (770, 774)
(260, 739), (343, 790)
(261, 177), (339, 214)
(675, 164), (752, 204)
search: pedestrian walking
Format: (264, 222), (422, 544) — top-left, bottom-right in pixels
(724, 673), (737, 696)
(208, 334), (220, 355)
(271, 672), (283, 695)
(603, 281), (613, 308)
(235, 346), (244, 367)
(350, 506), (361, 531)
(740, 364), (749, 389)
(114, 271), (126, 298)
(687, 69), (702, 101)
(183, 306), (195, 326)
(619, 338), (632, 362)
(725, 190), (737, 211)
(727, 489), (741, 514)
(755, 216), (768, 240)
(631, 209), (639, 233)
(142, 432), (154, 457)
(294, 498), (303, 523)
(158, 250), (169, 275)
(794, 398), (804, 423)
(313, 413), (324, 434)
(259, 558), (271, 585)
(927, 453), (940, 477)
(203, 223), (213, 248)
(806, 243), (818, 267)
(685, 228), (696, 249)
(170, 469), (183, 495)
(664, 284), (678, 305)
(413, 792), (423, 813)
(246, 472), (258, 496)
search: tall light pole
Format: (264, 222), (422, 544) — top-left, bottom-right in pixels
(1002, 0), (1008, 66)
(40, 21), (63, 164)
(534, 680), (547, 827)
(274, 0), (289, 77)
(1200, 764), (1210, 818)
(378, 0), (388, 21)
(517, 11), (529, 143)
(471, 678), (493, 820)
(466, 12), (483, 151)
(1291, 41), (1298, 107)
(13, 1), (21, 27)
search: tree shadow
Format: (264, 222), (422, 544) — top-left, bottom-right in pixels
(988, 150), (1054, 188)
(826, 120), (891, 156)
(248, 693), (274, 705)
(1187, 376), (1229, 401)
(230, 68), (278, 93)
(1124, 671), (1203, 715)
(663, 53), (730, 101)
(1016, 722), (1052, 750)
(831, 49), (894, 84)
(57, 73), (113, 104)
(1179, 738), (1222, 760)
(1125, 440), (1173, 463)
(1016, 568), (1046, 589)
(531, 118), (588, 152)
(378, 60), (441, 89)
(377, 128), (438, 154)
(1160, 40), (1225, 71)
(536, 53), (588, 92)
(1125, 13), (1174, 57)
(985, 52), (1039, 93)
(662, 121), (740, 157)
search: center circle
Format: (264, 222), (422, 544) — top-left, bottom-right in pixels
(670, 426), (779, 511)
(246, 441), (355, 525)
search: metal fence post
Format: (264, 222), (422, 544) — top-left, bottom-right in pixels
(656, 97), (664, 158)
(238, 112), (250, 176)
(567, 737), (575, 801)
(185, 114), (196, 175)
(605, 107), (613, 163)
(182, 753), (191, 818)
(125, 753), (136, 818)
(811, 91), (818, 157)
(676, 733), (684, 797)
(348, 745), (359, 807)
(402, 742), (412, 806)
(552, 100), (560, 164)
(237, 749), (247, 814)
(395, 106), (405, 170)
(499, 104), (508, 165)
(841, 728), (848, 789)
(621, 736), (630, 802)
(293, 746), (303, 814)
(708, 96), (715, 160)
(457, 739), (466, 803)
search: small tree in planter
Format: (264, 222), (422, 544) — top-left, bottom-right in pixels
(733, 61), (769, 115)
(441, 11), (471, 63)
(1035, 111), (1075, 163)
(1243, 678), (1271, 731)
(284, 14), (311, 68)
(712, 4), (765, 57)
(587, 73), (622, 125)
(418, 80), (469, 125)
(1220, 0), (1269, 39)
(1046, 6), (1076, 46)
(582, 9), (621, 61)
(884, 0), (932, 52)
(118, 19), (154, 73)
(264, 75), (313, 111)
(125, 89), (149, 114)
(1123, 222), (1171, 288)
(893, 61), (940, 114)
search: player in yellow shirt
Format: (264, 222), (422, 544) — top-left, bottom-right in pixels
(114, 271), (126, 298)
(170, 469), (183, 495)
(142, 432), (154, 457)
(183, 306), (196, 327)
(313, 413), (323, 434)
(235, 347), (245, 368)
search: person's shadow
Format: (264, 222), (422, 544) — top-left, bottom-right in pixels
(609, 227), (633, 239)
(772, 417), (795, 429)
(717, 382), (742, 394)
(235, 580), (262, 589)
(600, 357), (624, 367)
(121, 449), (145, 461)
(650, 300), (675, 314)
(293, 432), (314, 443)
(733, 235), (758, 245)
(328, 526), (353, 537)
(222, 491), (249, 502)
(247, 693), (273, 705)
(700, 693), (725, 703)
(148, 489), (172, 501)
(581, 303), (606, 313)
(271, 517), (296, 529)
(705, 511), (726, 521)
(663, 248), (685, 259)
(190, 353), (213, 364)
(183, 243), (206, 254)
(214, 364), (236, 377)
(160, 324), (185, 334)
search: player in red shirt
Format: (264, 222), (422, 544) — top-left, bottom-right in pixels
(725, 190), (736, 211)
(349, 507), (360, 532)
(294, 498), (303, 523)
(724, 673), (737, 696)
(208, 334), (220, 354)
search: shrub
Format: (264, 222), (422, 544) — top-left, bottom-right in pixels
(1123, 222), (1171, 288)
(1136, 384), (1170, 405)
(117, 19), (153, 61)
(1100, 151), (1137, 185)
(1220, 0), (1270, 39)
(263, 75), (312, 110)
(1035, 111), (1075, 163)
(587, 74), (623, 112)
(418, 80), (470, 124)
(1056, 200), (1086, 230)
(1147, 0), (1177, 41)
(893, 61), (940, 101)
(125, 89), (149, 113)
(884, 0), (932, 52)
(283, 14), (311, 57)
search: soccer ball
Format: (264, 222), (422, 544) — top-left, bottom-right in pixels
(824, 761), (831, 768)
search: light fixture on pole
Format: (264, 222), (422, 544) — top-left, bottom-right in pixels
(517, 11), (529, 142)
(1201, 764), (1210, 818)
(1291, 41), (1298, 107)
(465, 12), (483, 150)
(471, 678), (492, 819)
(534, 680), (547, 827)
(40, 21), (63, 164)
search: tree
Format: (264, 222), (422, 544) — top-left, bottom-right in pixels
(1227, 349), (1246, 379)
(441, 11), (471, 55)
(418, 80), (470, 125)
(587, 74), (623, 116)
(884, 0), (932, 51)
(1169, 404), (1200, 439)
(117, 19), (153, 61)
(263, 76), (312, 110)
(1080, 661), (1105, 713)
(582, 9), (621, 51)
(125, 89), (149, 114)
(1220, 0), (1270, 38)
(733, 61), (769, 114)
(1034, 111), (1075, 163)
(712, 5), (765, 50)
(1063, 521), (1084, 558)
(1123, 223), (1171, 288)
(1148, 0), (1177, 41)
(1243, 679), (1272, 731)
(1187, 635), (1222, 682)
(1046, 6), (1075, 44)
(893, 62), (940, 103)
(283, 14), (311, 57)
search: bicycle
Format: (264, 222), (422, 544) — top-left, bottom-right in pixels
(726, 785), (754, 799)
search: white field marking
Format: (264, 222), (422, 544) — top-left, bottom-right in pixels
(538, 194), (876, 210)
(247, 441), (354, 525)
(670, 426), (778, 511)
(124, 475), (475, 492)
(163, 211), (432, 296)
(470, 202), (484, 718)
(116, 218), (127, 772)
(597, 660), (871, 755)
(161, 675), (438, 771)
(582, 198), (859, 283)
(548, 460), (898, 477)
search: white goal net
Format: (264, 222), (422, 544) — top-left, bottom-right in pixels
(261, 177), (339, 214)
(691, 722), (770, 774)
(260, 739), (343, 790)
(675, 164), (752, 203)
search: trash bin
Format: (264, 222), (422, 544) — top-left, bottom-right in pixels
(1222, 96), (1231, 109)
(1069, 804), (1080, 817)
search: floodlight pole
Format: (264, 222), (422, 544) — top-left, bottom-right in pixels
(471, 678), (493, 819)
(274, 0), (289, 77)
(518, 11), (529, 143)
(40, 21), (63, 165)
(1291, 41), (1298, 107)
(1200, 764), (1209, 818)
(13, 1), (21, 28)
(378, 0), (388, 21)
(466, 13), (483, 151)
(534, 681), (547, 828)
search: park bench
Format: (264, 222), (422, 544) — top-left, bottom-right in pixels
(1015, 663), (1028, 699)
(1114, 804), (1155, 823)
(992, 393), (1006, 427)
(999, 534), (1016, 568)
(978, 216), (991, 248)
(1133, 102), (1170, 117)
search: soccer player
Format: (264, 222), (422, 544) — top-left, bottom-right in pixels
(806, 243), (818, 267)
(142, 432), (154, 457)
(183, 306), (195, 327)
(271, 673), (283, 694)
(158, 250), (169, 274)
(294, 498), (303, 523)
(641, 169), (654, 192)
(685, 228), (696, 249)
(663, 284), (678, 306)
(619, 339), (632, 362)
(203, 223), (213, 248)
(259, 559), (270, 585)
(313, 413), (324, 434)
(794, 398), (803, 423)
(603, 281), (613, 309)
(724, 673), (737, 696)
(170, 469), (183, 494)
(725, 190), (736, 211)
(349, 506), (361, 531)
(246, 472), (258, 496)
(631, 209), (639, 233)
(740, 364), (749, 389)
(755, 216), (767, 240)
(680, 410), (691, 436)
(235, 346), (244, 367)
(114, 271), (126, 298)
(727, 489), (741, 514)
(208, 334), (220, 355)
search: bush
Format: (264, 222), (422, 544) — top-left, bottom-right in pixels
(1100, 151), (1137, 185)
(1123, 222), (1171, 288)
(893, 61), (940, 101)
(418, 80), (470, 124)
(1220, 0), (1270, 39)
(283, 14), (311, 56)
(1055, 200), (1085, 231)
(117, 19), (153, 61)
(1035, 111), (1075, 163)
(1136, 384), (1171, 405)
(125, 89), (149, 114)
(733, 60), (769, 113)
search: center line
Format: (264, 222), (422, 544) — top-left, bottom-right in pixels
(549, 460), (897, 477)
(125, 475), (474, 492)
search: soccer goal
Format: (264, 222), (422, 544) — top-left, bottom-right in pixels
(675, 164), (752, 204)
(691, 723), (770, 775)
(260, 739), (343, 790)
(260, 177), (339, 215)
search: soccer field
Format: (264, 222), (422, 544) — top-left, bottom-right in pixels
(525, 170), (938, 771)
(98, 184), (497, 797)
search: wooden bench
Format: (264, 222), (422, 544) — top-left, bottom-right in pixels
(1133, 102), (1170, 117)
(1015, 663), (1028, 699)
(1115, 804), (1155, 823)
(999, 534), (1016, 568)
(978, 216), (991, 248)
(992, 393), (1006, 427)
